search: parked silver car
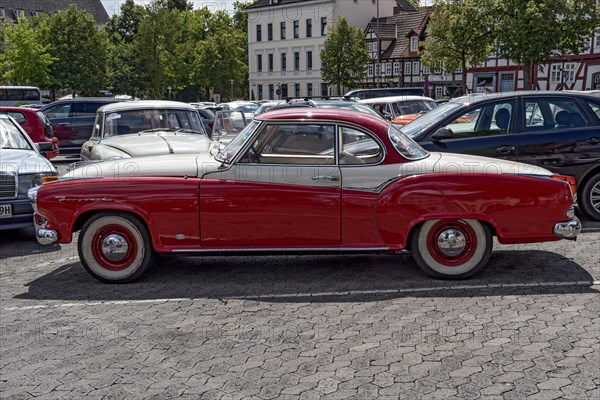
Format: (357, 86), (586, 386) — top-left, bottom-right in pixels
(80, 101), (212, 161)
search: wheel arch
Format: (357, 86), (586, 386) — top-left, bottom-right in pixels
(576, 164), (600, 197)
(405, 217), (498, 252)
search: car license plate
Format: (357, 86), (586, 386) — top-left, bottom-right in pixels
(0, 204), (12, 218)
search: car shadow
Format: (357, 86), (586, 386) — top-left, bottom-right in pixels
(14, 249), (597, 303)
(0, 228), (62, 260)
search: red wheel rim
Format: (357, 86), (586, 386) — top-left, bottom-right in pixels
(426, 219), (477, 267)
(91, 224), (138, 271)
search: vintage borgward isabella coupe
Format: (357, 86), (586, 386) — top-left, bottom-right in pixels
(29, 109), (581, 283)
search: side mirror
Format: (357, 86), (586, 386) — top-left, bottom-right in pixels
(431, 127), (454, 141)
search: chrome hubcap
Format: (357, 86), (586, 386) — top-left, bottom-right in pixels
(101, 234), (129, 261)
(436, 229), (467, 257)
(590, 181), (600, 212)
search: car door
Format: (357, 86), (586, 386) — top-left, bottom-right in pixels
(68, 102), (105, 151)
(419, 99), (518, 161)
(42, 102), (74, 151)
(200, 122), (341, 247)
(516, 95), (600, 178)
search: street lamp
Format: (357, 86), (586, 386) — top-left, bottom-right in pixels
(376, 0), (380, 88)
(230, 79), (234, 101)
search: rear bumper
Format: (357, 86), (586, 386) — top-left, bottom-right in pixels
(553, 217), (581, 240)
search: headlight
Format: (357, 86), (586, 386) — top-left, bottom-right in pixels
(107, 156), (123, 160)
(18, 173), (56, 194)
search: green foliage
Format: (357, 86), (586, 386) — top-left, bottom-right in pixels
(232, 1), (251, 33)
(321, 17), (370, 92)
(154, 0), (193, 12)
(40, 5), (110, 96)
(420, 0), (494, 93)
(0, 16), (56, 86)
(105, 0), (147, 43)
(493, 0), (600, 88)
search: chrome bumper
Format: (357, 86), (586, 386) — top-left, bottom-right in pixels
(554, 217), (581, 240)
(28, 186), (58, 245)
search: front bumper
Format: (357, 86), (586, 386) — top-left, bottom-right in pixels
(28, 186), (58, 245)
(553, 217), (581, 240)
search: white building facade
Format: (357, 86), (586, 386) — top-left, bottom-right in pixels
(246, 0), (398, 100)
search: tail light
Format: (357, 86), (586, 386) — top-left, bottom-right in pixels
(552, 175), (577, 198)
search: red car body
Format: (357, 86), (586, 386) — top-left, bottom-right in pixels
(0, 106), (59, 159)
(30, 109), (580, 283)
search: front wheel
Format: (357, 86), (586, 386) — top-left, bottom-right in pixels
(579, 174), (600, 221)
(78, 212), (155, 283)
(411, 219), (492, 280)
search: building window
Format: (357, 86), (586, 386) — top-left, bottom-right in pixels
(293, 20), (299, 38)
(307, 83), (313, 97)
(393, 62), (400, 75)
(410, 36), (419, 52)
(434, 61), (443, 74)
(321, 17), (327, 36)
(281, 84), (288, 98)
(268, 54), (274, 72)
(404, 62), (411, 76)
(294, 52), (300, 70)
(412, 61), (420, 75)
(370, 41), (378, 53)
(306, 19), (312, 38)
(269, 84), (274, 99)
(0, 8), (5, 20)
(375, 63), (380, 77)
(281, 53), (287, 71)
(321, 82), (328, 96)
(267, 23), (273, 41)
(257, 25), (262, 42)
(307, 51), (313, 70)
(551, 63), (576, 83)
(422, 64), (431, 75)
(295, 83), (301, 96)
(281, 22), (286, 40)
(367, 64), (374, 77)
(595, 27), (600, 49)
(257, 54), (263, 72)
(258, 85), (263, 100)
(385, 62), (392, 76)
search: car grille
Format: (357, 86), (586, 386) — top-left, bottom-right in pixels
(0, 173), (17, 199)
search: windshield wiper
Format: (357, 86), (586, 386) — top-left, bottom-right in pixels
(137, 128), (175, 134)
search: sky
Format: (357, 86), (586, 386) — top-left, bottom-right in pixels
(100, 0), (237, 16)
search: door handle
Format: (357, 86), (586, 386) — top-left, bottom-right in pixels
(58, 122), (70, 126)
(312, 175), (339, 181)
(496, 145), (515, 154)
(588, 137), (599, 145)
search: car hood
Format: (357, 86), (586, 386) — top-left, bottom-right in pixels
(100, 133), (212, 158)
(0, 149), (55, 174)
(62, 153), (221, 180)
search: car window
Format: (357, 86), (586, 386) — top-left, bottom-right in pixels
(43, 103), (71, 118)
(0, 119), (32, 150)
(586, 100), (600, 119)
(524, 98), (588, 132)
(73, 102), (104, 116)
(391, 100), (436, 116)
(339, 127), (383, 165)
(442, 101), (514, 139)
(3, 111), (26, 123)
(238, 123), (335, 165)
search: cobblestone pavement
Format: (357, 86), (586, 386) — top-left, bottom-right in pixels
(0, 227), (598, 399)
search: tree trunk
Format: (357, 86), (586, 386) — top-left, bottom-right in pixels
(461, 51), (468, 95)
(523, 60), (531, 90)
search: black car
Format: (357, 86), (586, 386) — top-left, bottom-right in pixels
(398, 91), (600, 220)
(40, 98), (126, 155)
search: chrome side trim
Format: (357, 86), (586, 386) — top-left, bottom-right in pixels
(343, 175), (405, 193)
(171, 247), (390, 253)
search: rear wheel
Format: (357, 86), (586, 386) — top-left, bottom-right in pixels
(78, 212), (155, 283)
(411, 219), (492, 279)
(579, 174), (600, 221)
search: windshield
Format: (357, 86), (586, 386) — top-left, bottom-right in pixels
(392, 100), (437, 116)
(317, 103), (384, 118)
(102, 109), (205, 137)
(400, 101), (464, 138)
(0, 119), (33, 150)
(216, 120), (261, 163)
(235, 104), (258, 114)
(388, 124), (429, 160)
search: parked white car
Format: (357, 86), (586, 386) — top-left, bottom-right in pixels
(358, 95), (437, 125)
(80, 101), (212, 161)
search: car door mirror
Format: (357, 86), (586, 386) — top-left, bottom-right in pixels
(431, 127), (454, 141)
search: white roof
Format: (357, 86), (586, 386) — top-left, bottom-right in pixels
(358, 95), (435, 104)
(98, 100), (197, 113)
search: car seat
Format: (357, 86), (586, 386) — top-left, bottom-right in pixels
(495, 108), (511, 130)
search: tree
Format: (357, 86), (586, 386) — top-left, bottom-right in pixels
(154, 0), (192, 12)
(105, 0), (147, 43)
(420, 0), (494, 94)
(232, 1), (251, 33)
(321, 17), (370, 94)
(40, 5), (110, 96)
(493, 0), (600, 89)
(0, 15), (56, 86)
